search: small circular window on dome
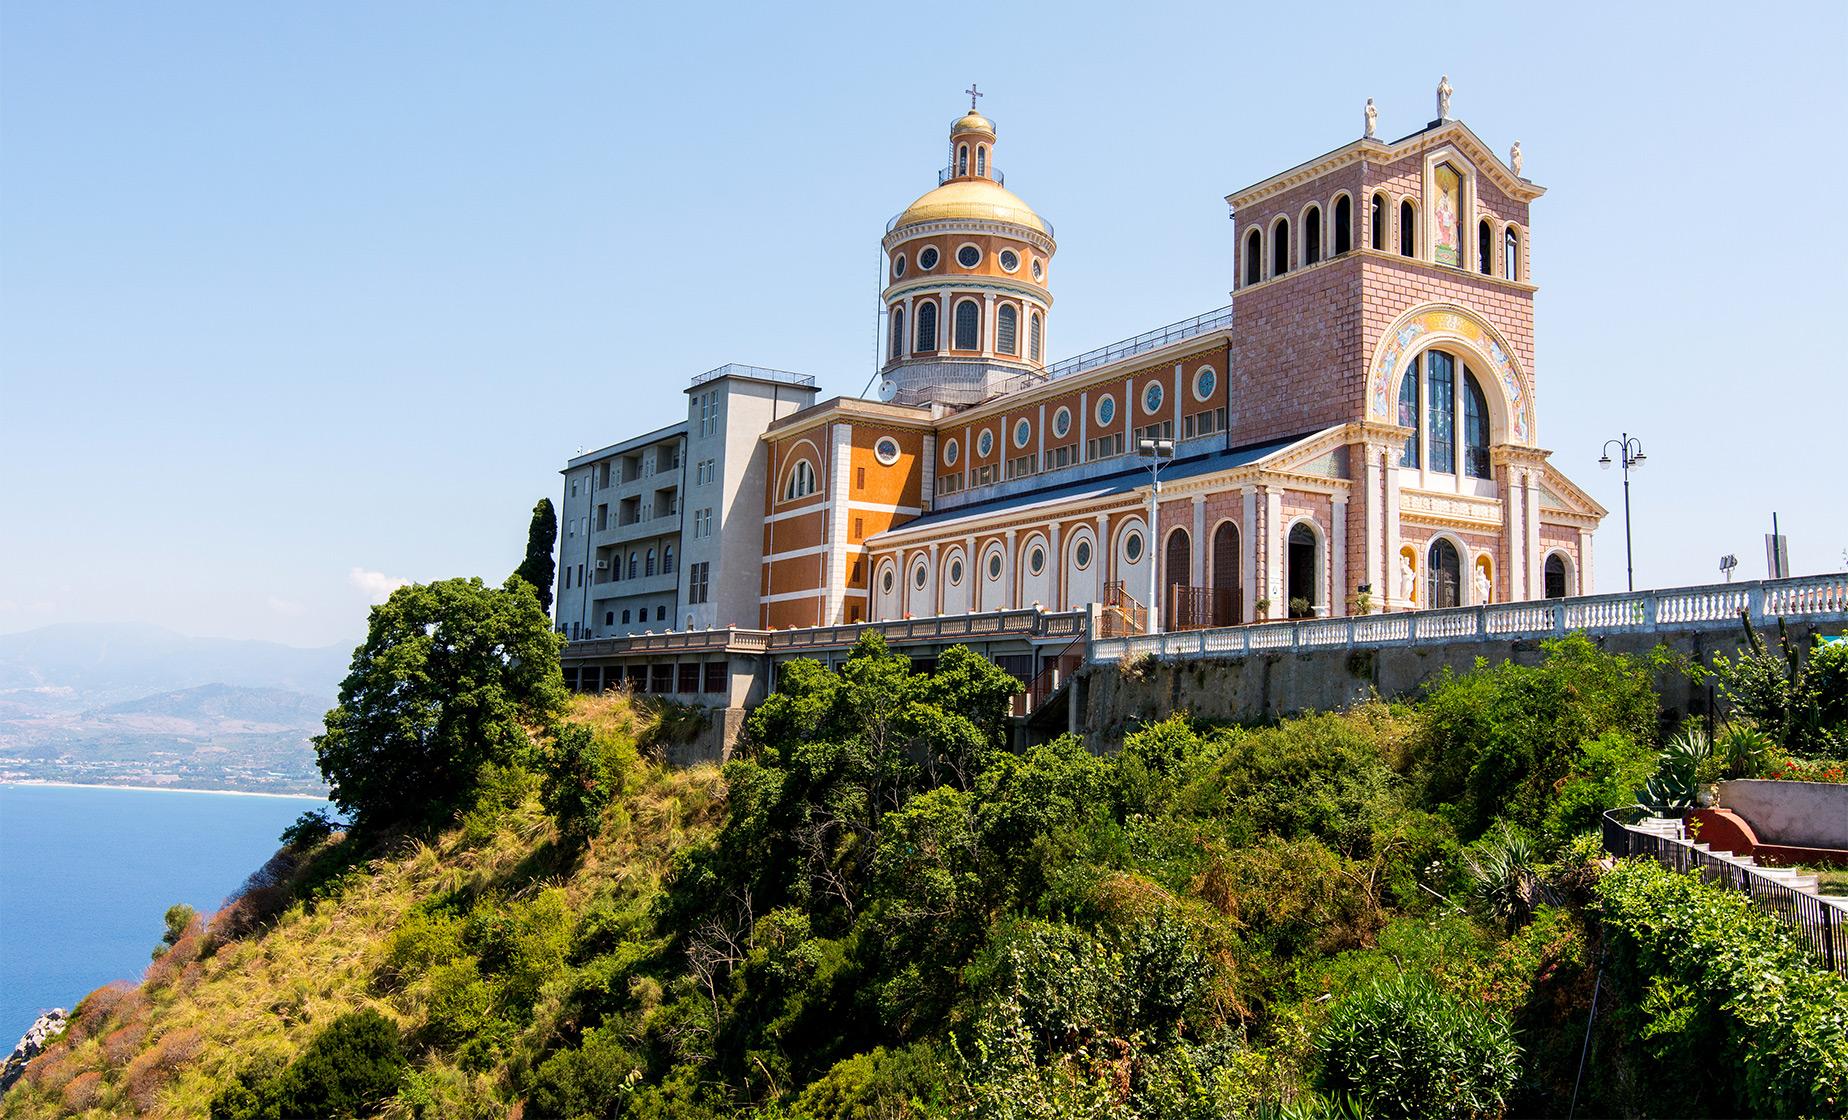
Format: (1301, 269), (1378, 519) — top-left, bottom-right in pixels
(1052, 407), (1071, 438)
(977, 429), (994, 458)
(1074, 539), (1092, 569)
(1095, 395), (1116, 427)
(1032, 258), (1044, 281)
(893, 254), (907, 279)
(1028, 545), (1045, 575)
(918, 246), (940, 270)
(956, 244), (982, 268)
(913, 563), (928, 589)
(949, 558), (964, 585)
(1125, 531), (1144, 563)
(987, 552), (1003, 579)
(881, 567), (895, 594)
(943, 437), (960, 466)
(1143, 381), (1165, 413)
(999, 249), (1020, 272)
(1013, 418), (1031, 448)
(874, 436), (901, 466)
(1193, 365), (1217, 402)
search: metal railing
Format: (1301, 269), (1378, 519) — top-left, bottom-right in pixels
(1601, 809), (1846, 976)
(1091, 572), (1848, 664)
(937, 165), (1004, 187)
(1168, 584), (1239, 632)
(565, 607), (1088, 661)
(1099, 581), (1147, 639)
(688, 363), (817, 389)
(1041, 306), (1233, 382)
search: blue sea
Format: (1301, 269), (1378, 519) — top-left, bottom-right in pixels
(0, 784), (328, 1046)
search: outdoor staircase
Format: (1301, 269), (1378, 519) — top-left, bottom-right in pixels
(1631, 815), (1848, 910)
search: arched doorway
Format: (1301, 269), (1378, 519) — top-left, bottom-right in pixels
(1544, 553), (1570, 599)
(1286, 523), (1319, 618)
(1428, 538), (1462, 608)
(1212, 521), (1241, 625)
(1164, 527), (1191, 626)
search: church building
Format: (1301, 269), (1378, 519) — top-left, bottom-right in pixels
(557, 82), (1605, 671)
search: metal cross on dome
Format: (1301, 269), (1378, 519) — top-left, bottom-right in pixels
(965, 83), (983, 111)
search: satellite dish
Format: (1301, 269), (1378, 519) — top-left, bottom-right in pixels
(876, 377), (898, 403)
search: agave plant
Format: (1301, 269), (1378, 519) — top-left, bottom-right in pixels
(1715, 724), (1773, 780)
(1637, 726), (1712, 814)
(1464, 824), (1543, 926)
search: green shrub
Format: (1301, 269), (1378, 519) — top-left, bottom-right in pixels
(279, 808), (338, 849)
(1316, 971), (1518, 1119)
(792, 1044), (950, 1119)
(523, 1024), (644, 1119)
(1545, 731), (1655, 842)
(211, 1010), (405, 1119)
(541, 720), (637, 843)
(151, 903), (197, 959)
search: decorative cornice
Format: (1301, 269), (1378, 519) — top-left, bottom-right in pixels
(1226, 120), (1544, 212)
(883, 219), (1056, 256)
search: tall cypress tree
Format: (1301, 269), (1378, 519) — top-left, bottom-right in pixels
(514, 498), (558, 613)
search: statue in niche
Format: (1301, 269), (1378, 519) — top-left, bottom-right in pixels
(1510, 140), (1524, 176)
(1364, 98), (1378, 139)
(1437, 75), (1453, 120)
(1474, 564), (1492, 606)
(1400, 553), (1417, 604)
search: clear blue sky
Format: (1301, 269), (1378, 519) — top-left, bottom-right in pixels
(3, 1), (1843, 647)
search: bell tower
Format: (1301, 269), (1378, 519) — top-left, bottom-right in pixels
(877, 90), (1056, 408)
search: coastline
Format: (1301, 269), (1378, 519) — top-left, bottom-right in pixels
(1, 781), (328, 801)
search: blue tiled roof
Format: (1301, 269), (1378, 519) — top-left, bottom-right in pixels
(885, 435), (1303, 537)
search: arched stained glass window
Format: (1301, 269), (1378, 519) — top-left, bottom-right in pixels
(1272, 218), (1291, 276)
(1399, 199), (1416, 257)
(915, 301), (937, 351)
(1398, 370), (1419, 468)
(996, 304), (1018, 355)
(1463, 370), (1491, 479)
(1334, 195), (1352, 255)
(889, 306), (905, 359)
(1304, 205), (1322, 265)
(1427, 350), (1456, 473)
(954, 299), (980, 350)
(1029, 312), (1043, 361)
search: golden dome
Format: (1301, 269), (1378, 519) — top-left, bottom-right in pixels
(951, 111), (995, 136)
(892, 177), (1049, 236)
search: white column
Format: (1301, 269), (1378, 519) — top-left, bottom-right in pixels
(1048, 522), (1063, 609)
(1173, 362), (1184, 435)
(1364, 448), (1383, 609)
(1525, 470), (1542, 600)
(1037, 402), (1046, 469)
(1003, 527), (1018, 609)
(1333, 494), (1349, 616)
(1078, 392), (1089, 462)
(1241, 487), (1258, 621)
(927, 542), (940, 615)
(1385, 464), (1403, 606)
(825, 423), (855, 624)
(1266, 488), (1284, 608)
(1122, 377), (1133, 446)
(903, 295), (916, 358)
(982, 292), (997, 358)
(1506, 463), (1525, 601)
(1579, 527), (1594, 596)
(1191, 494), (1206, 585)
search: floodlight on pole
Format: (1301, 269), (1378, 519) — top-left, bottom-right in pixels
(1138, 436), (1176, 635)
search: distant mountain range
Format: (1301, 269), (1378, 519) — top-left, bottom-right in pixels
(0, 624), (350, 794)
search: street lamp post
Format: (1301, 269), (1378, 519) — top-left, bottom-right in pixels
(1139, 436), (1176, 634)
(1599, 433), (1646, 592)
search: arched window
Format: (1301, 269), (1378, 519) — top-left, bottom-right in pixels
(996, 304), (1018, 355)
(1427, 538), (1461, 608)
(1398, 369), (1420, 467)
(1211, 521), (1242, 624)
(953, 299), (980, 350)
(1371, 193), (1387, 250)
(1504, 227), (1521, 280)
(627, 551), (638, 579)
(915, 301), (937, 351)
(1272, 217), (1291, 276)
(1478, 220), (1494, 275)
(1426, 350), (1456, 473)
(1244, 229), (1263, 285)
(1463, 371), (1491, 478)
(957, 145), (968, 176)
(1304, 205), (1322, 265)
(783, 458), (817, 501)
(1029, 312), (1043, 362)
(645, 548), (657, 577)
(1333, 195), (1352, 255)
(888, 306), (905, 360)
(1286, 523), (1318, 617)
(1433, 163), (1464, 267)
(976, 146), (986, 177)
(1544, 554), (1569, 599)
(1164, 528), (1191, 621)
(1399, 199), (1416, 257)
(663, 544), (674, 572)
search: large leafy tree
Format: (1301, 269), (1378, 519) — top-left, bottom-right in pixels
(512, 498), (559, 613)
(314, 576), (566, 828)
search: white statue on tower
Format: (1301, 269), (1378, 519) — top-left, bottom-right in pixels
(1510, 140), (1524, 176)
(1437, 75), (1453, 120)
(1364, 98), (1378, 139)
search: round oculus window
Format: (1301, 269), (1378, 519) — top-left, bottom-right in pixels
(956, 244), (982, 268)
(1032, 258), (1044, 280)
(977, 429), (994, 458)
(999, 249), (1020, 272)
(1028, 546), (1045, 575)
(913, 564), (928, 589)
(1013, 418), (1031, 448)
(881, 567), (895, 594)
(874, 436), (901, 466)
(987, 553), (1003, 579)
(1074, 539), (1092, 569)
(1125, 532), (1144, 563)
(949, 558), (964, 585)
(1052, 407), (1071, 438)
(893, 254), (907, 279)
(1143, 381), (1164, 413)
(1194, 366), (1217, 401)
(918, 246), (940, 270)
(943, 437), (959, 466)
(1095, 395), (1116, 427)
